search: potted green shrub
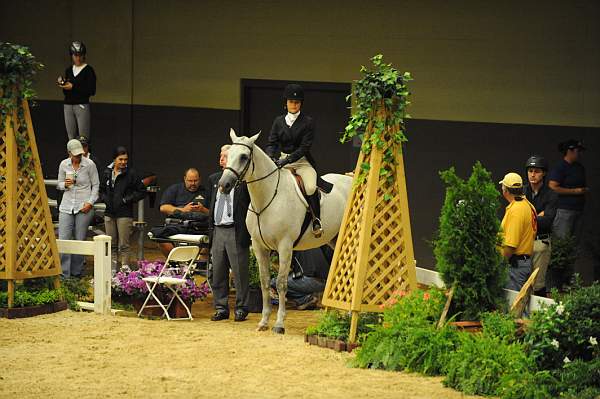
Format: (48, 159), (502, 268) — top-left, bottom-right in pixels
(247, 249), (262, 313)
(434, 162), (508, 321)
(546, 235), (577, 291)
(247, 250), (278, 313)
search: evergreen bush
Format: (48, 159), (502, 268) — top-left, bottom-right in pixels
(434, 161), (508, 320)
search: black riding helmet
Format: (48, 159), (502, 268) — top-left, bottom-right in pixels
(69, 41), (87, 56)
(525, 155), (548, 171)
(284, 83), (304, 101)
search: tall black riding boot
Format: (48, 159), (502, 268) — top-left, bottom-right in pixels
(308, 192), (323, 237)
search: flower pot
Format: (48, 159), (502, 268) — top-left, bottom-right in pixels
(317, 335), (327, 347)
(449, 321), (483, 333)
(333, 340), (347, 352)
(247, 287), (263, 313)
(346, 342), (359, 353)
(168, 300), (193, 319)
(306, 334), (318, 346)
(132, 297), (167, 317)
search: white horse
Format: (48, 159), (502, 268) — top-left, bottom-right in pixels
(219, 129), (352, 334)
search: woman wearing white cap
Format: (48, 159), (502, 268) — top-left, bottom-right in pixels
(57, 139), (100, 278)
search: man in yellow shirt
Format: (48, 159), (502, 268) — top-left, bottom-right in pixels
(499, 172), (538, 291)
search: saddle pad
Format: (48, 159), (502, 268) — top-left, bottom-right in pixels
(147, 232), (209, 244)
(166, 234), (210, 244)
(289, 171), (330, 206)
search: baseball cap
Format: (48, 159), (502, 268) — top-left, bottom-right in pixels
(560, 139), (585, 152)
(499, 172), (523, 188)
(67, 139), (84, 156)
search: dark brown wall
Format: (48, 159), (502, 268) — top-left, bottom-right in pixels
(31, 101), (600, 281)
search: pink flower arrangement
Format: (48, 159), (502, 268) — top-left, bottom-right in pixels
(112, 260), (210, 302)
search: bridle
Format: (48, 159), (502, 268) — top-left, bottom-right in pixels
(223, 142), (281, 250)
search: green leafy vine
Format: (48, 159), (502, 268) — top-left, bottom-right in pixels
(0, 42), (44, 177)
(341, 54), (412, 186)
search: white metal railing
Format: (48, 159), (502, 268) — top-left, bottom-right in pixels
(56, 235), (112, 315)
(416, 266), (555, 313)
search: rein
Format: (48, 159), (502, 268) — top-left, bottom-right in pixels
(226, 142), (281, 250)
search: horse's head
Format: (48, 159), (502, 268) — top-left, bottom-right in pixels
(219, 128), (260, 194)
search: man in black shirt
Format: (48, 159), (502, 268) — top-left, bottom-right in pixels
(524, 155), (557, 296)
(548, 139), (588, 241)
(157, 168), (208, 255)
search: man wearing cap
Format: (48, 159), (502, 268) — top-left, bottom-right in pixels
(57, 139), (100, 278)
(524, 155), (558, 296)
(499, 172), (538, 291)
(548, 139), (588, 240)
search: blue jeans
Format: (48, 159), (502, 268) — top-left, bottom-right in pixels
(506, 258), (532, 292)
(270, 275), (325, 305)
(58, 210), (94, 277)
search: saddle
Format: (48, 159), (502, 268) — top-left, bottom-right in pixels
(292, 172), (334, 196)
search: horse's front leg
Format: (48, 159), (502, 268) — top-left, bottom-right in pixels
(273, 241), (293, 334)
(254, 243), (273, 332)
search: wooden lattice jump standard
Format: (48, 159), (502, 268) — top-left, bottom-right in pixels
(322, 102), (417, 343)
(0, 100), (62, 307)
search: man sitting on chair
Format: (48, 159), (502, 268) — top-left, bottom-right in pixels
(157, 168), (209, 256)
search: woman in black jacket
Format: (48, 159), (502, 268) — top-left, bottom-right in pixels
(99, 146), (146, 270)
(265, 83), (322, 236)
(57, 40), (96, 140)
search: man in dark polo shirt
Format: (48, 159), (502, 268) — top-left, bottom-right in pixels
(548, 139), (588, 241)
(157, 168), (209, 255)
(524, 155), (557, 296)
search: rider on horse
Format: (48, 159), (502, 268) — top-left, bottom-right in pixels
(266, 83), (323, 237)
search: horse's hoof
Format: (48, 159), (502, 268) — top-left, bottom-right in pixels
(256, 325), (268, 332)
(272, 327), (285, 334)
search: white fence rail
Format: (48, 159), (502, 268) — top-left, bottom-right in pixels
(416, 267), (555, 313)
(56, 235), (112, 315)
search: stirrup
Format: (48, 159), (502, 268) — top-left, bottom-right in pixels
(312, 218), (323, 238)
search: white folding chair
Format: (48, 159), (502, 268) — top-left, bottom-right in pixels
(137, 245), (200, 320)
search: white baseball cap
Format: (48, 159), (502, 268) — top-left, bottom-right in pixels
(67, 139), (84, 156)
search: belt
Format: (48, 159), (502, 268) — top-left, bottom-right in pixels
(510, 254), (531, 262)
(215, 224), (235, 229)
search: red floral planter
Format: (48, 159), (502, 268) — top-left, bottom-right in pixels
(131, 297), (193, 318)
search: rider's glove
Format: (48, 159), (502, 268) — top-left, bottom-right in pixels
(275, 158), (288, 169)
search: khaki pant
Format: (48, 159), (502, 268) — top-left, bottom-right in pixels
(281, 155), (317, 196)
(104, 216), (133, 269)
(532, 238), (551, 291)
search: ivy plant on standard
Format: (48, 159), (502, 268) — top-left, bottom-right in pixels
(0, 42), (44, 176)
(341, 54), (412, 190)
